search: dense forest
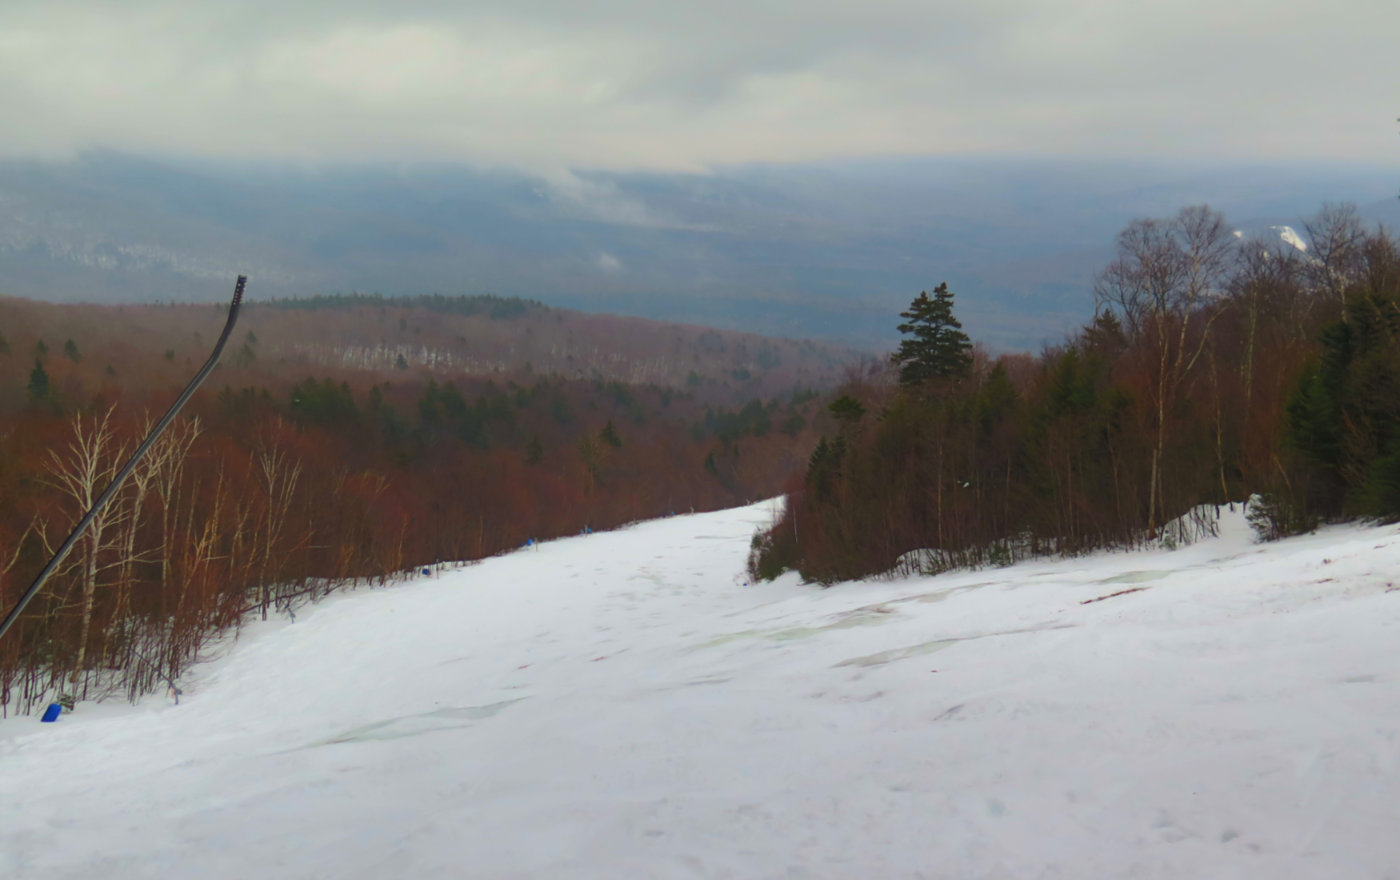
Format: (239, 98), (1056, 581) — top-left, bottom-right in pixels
(0, 294), (852, 714)
(752, 203), (1400, 584)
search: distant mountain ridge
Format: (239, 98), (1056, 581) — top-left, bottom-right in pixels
(1, 153), (1396, 351)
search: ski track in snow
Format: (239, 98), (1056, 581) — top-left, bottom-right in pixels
(3, 501), (1400, 878)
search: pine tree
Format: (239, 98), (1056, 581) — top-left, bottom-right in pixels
(828, 394), (866, 428)
(891, 282), (973, 387)
(26, 358), (50, 403)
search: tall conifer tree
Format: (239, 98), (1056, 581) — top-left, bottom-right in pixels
(891, 282), (973, 387)
(26, 358), (49, 404)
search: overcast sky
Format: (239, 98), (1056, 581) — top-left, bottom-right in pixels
(2, 0), (1397, 173)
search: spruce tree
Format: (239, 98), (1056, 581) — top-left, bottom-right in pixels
(27, 358), (49, 403)
(828, 394), (866, 427)
(891, 282), (973, 387)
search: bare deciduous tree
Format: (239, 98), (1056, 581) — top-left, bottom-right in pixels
(256, 435), (302, 620)
(1096, 205), (1236, 533)
(0, 518), (41, 587)
(43, 407), (131, 686)
(149, 415), (203, 590)
(1229, 237), (1309, 413)
(1304, 203), (1366, 323)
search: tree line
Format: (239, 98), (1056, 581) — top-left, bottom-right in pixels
(751, 203), (1400, 583)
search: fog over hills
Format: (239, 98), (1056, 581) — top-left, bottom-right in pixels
(1, 154), (1396, 351)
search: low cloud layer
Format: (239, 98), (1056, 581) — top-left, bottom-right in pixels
(2, 0), (1397, 171)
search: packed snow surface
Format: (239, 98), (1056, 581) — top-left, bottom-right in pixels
(4, 501), (1400, 878)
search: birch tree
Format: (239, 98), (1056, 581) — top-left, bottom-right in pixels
(255, 439), (301, 619)
(149, 415), (202, 592)
(1096, 206), (1236, 533)
(43, 407), (131, 686)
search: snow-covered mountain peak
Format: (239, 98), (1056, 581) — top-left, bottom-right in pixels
(1270, 224), (1309, 252)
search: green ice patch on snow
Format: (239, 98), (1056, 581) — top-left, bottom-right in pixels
(834, 638), (958, 667)
(834, 623), (1077, 668)
(1096, 570), (1171, 585)
(316, 698), (527, 746)
(692, 605), (902, 650)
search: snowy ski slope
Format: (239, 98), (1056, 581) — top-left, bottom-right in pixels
(3, 501), (1399, 878)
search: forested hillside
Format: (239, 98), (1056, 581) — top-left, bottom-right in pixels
(753, 203), (1400, 583)
(0, 293), (858, 410)
(0, 294), (853, 714)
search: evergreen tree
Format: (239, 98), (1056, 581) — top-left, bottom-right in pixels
(26, 358), (49, 403)
(63, 339), (81, 362)
(1082, 310), (1126, 355)
(828, 394), (866, 428)
(806, 435), (846, 502)
(891, 282), (973, 387)
(1286, 293), (1400, 521)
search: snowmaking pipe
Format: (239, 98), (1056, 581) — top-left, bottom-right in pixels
(0, 275), (247, 646)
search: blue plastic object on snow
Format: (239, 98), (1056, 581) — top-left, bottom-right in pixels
(40, 703), (61, 723)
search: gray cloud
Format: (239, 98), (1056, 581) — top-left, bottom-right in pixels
(1, 0), (1397, 170)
